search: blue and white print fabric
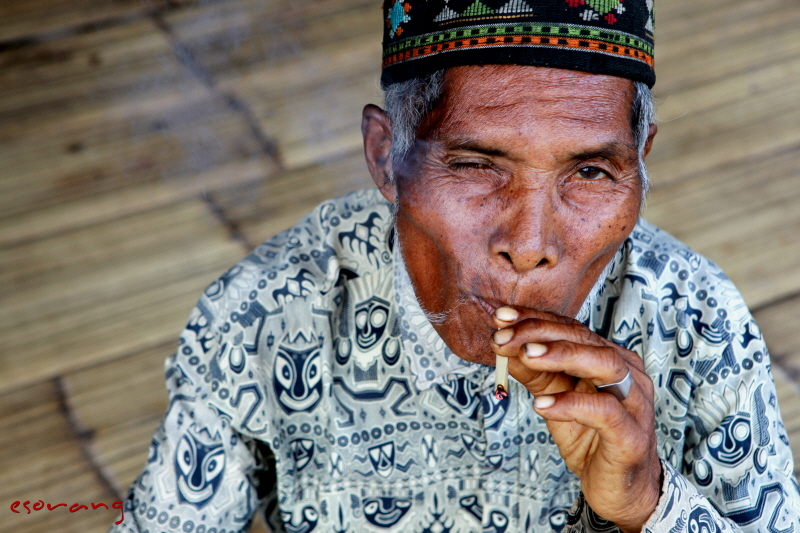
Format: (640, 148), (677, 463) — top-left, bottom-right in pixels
(110, 188), (799, 533)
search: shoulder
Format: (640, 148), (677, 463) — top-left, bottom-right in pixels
(624, 218), (732, 293)
(171, 189), (393, 435)
(595, 217), (759, 378)
(202, 188), (393, 314)
(607, 218), (748, 327)
(635, 218), (751, 330)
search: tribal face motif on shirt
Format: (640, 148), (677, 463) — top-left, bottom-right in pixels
(363, 497), (413, 528)
(355, 296), (390, 350)
(707, 413), (751, 466)
(274, 335), (323, 413)
(175, 429), (226, 509)
(687, 506), (723, 533)
(368, 442), (396, 478)
(281, 505), (319, 533)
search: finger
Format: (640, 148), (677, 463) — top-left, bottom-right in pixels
(492, 314), (646, 375)
(508, 356), (648, 406)
(516, 343), (653, 415)
(516, 340), (629, 386)
(505, 355), (576, 396)
(491, 315), (606, 358)
(493, 306), (579, 329)
(532, 390), (641, 449)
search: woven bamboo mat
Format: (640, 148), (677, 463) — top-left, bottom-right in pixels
(1, 1), (799, 532)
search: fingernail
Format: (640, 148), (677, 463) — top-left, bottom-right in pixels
(534, 395), (555, 409)
(525, 343), (547, 357)
(493, 328), (514, 345)
(495, 307), (519, 322)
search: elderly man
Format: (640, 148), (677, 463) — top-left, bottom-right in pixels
(111, 1), (799, 532)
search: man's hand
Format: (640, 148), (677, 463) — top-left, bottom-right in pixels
(491, 306), (662, 533)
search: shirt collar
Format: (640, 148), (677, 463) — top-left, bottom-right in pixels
(392, 244), (492, 391)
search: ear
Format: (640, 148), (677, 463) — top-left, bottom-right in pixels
(642, 123), (657, 158)
(362, 104), (396, 203)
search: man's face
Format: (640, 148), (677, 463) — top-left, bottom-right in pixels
(371, 65), (645, 366)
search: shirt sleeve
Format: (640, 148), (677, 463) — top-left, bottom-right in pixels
(639, 316), (800, 533)
(566, 250), (800, 533)
(641, 459), (743, 532)
(564, 459), (744, 533)
(565, 352), (800, 533)
(108, 281), (277, 533)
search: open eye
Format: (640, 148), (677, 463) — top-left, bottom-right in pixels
(574, 166), (611, 180)
(370, 307), (388, 328)
(732, 419), (750, 441)
(708, 430), (723, 448)
(491, 511), (508, 526)
(355, 308), (369, 329)
(550, 510), (567, 526)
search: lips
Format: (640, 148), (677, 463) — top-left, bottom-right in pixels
(474, 293), (564, 321)
(474, 296), (511, 324)
(476, 297), (496, 318)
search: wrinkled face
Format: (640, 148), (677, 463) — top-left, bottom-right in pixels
(384, 65), (644, 365)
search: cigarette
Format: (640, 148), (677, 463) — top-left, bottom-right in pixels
(495, 354), (509, 400)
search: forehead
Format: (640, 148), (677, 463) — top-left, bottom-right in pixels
(422, 65), (635, 146)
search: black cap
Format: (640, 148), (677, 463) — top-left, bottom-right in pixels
(381, 0), (655, 88)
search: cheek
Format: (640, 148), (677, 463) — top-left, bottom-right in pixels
(394, 207), (459, 295)
(566, 189), (640, 247)
(393, 189), (496, 316)
(396, 197), (494, 288)
(398, 184), (496, 250)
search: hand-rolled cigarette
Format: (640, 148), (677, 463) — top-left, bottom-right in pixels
(494, 354), (509, 400)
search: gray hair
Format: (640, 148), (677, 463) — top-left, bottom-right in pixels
(382, 70), (655, 196)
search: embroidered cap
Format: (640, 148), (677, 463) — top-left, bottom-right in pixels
(381, 0), (655, 87)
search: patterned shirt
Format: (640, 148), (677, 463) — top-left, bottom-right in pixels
(111, 188), (799, 533)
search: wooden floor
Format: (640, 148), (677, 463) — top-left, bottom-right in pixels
(1, 0), (799, 531)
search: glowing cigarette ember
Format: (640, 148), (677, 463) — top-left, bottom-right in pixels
(494, 354), (509, 400)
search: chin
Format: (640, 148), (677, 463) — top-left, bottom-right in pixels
(428, 298), (500, 367)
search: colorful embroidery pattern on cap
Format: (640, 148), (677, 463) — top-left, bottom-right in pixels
(381, 0), (655, 87)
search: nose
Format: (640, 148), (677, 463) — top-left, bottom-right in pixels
(488, 188), (560, 273)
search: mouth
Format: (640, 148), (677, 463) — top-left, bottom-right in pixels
(474, 296), (506, 323)
(475, 294), (562, 321)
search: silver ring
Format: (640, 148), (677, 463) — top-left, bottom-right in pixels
(596, 369), (632, 401)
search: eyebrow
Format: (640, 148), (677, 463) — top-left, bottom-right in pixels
(445, 138), (508, 158)
(568, 142), (636, 162)
(444, 137), (636, 162)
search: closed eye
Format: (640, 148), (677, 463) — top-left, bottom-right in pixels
(450, 161), (492, 170)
